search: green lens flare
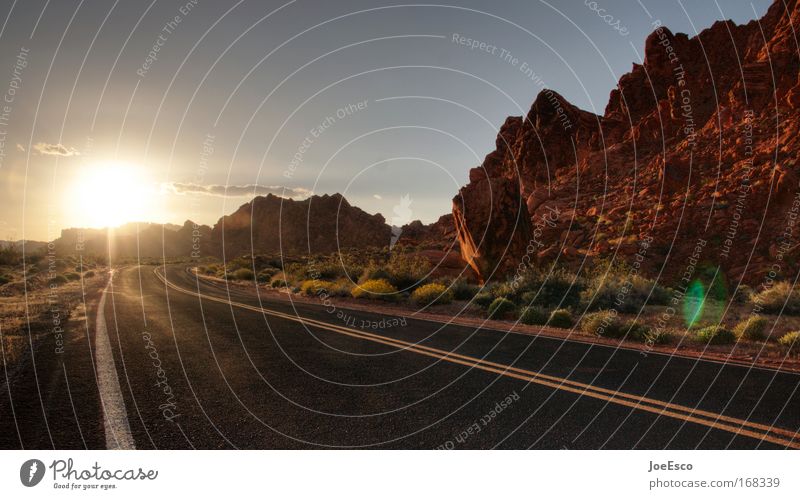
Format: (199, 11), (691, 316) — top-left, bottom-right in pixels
(683, 280), (706, 327)
(683, 267), (728, 327)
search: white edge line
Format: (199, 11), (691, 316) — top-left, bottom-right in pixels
(95, 275), (135, 450)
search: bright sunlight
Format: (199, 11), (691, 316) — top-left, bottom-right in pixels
(66, 161), (157, 229)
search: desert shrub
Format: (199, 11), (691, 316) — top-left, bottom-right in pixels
(63, 272), (80, 281)
(0, 245), (20, 266)
(203, 264), (219, 275)
(251, 255), (284, 270)
(733, 284), (755, 304)
(360, 263), (393, 283)
(689, 320), (713, 331)
(645, 329), (672, 345)
(642, 278), (672, 305)
(0, 274), (10, 285)
(752, 282), (800, 315)
(548, 308), (574, 329)
(308, 260), (345, 280)
(411, 283), (453, 305)
(327, 280), (353, 297)
(519, 291), (538, 305)
(541, 270), (585, 308)
(487, 297), (516, 319)
(624, 321), (652, 342)
(83, 271), (95, 278)
(385, 252), (432, 289)
(227, 255), (252, 269)
(301, 279), (333, 296)
(519, 306), (548, 325)
(473, 291), (495, 308)
(351, 279), (398, 300)
(338, 254), (365, 281)
(231, 268), (255, 281)
(516, 268), (584, 308)
(582, 274), (670, 312)
(271, 279), (288, 288)
(24, 252), (45, 266)
(733, 316), (768, 341)
(257, 268), (279, 283)
(450, 278), (479, 300)
(359, 252), (431, 289)
(49, 275), (68, 285)
(491, 282), (517, 300)
(778, 331), (800, 354)
(282, 262), (308, 283)
(695, 325), (736, 345)
(629, 324), (671, 345)
(580, 310), (622, 337)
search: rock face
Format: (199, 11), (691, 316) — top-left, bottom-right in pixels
(452, 0), (800, 285)
(213, 193), (392, 257)
(453, 175), (531, 282)
(392, 214), (480, 281)
(394, 214), (457, 249)
(214, 193), (478, 278)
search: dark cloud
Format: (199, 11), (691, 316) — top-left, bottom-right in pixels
(164, 182), (312, 199)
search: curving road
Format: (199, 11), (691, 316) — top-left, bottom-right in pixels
(1, 264), (799, 449)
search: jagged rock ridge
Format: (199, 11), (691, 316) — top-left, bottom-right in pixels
(453, 0), (800, 285)
(214, 193), (392, 257)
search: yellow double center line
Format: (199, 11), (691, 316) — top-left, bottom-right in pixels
(154, 268), (800, 449)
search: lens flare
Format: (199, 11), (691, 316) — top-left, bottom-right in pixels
(683, 279), (706, 328)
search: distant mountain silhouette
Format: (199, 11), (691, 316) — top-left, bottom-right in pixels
(46, 193), (428, 261)
(53, 221), (213, 260)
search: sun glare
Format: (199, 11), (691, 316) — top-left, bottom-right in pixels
(67, 162), (156, 229)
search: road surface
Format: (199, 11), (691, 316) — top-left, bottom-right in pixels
(1, 265), (799, 449)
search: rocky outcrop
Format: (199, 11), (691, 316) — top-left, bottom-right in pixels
(213, 193), (392, 257)
(452, 0), (800, 284)
(394, 214), (457, 249)
(453, 175), (531, 281)
(212, 193), (479, 278)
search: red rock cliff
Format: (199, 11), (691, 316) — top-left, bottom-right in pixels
(453, 0), (800, 285)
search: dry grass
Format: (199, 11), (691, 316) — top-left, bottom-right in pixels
(0, 267), (105, 366)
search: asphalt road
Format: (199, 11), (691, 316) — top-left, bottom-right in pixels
(2, 264), (799, 449)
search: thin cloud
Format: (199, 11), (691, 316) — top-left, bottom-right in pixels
(164, 182), (312, 199)
(33, 142), (80, 157)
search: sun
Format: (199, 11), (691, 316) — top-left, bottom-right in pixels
(66, 161), (157, 229)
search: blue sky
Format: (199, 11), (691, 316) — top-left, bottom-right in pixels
(0, 0), (772, 240)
